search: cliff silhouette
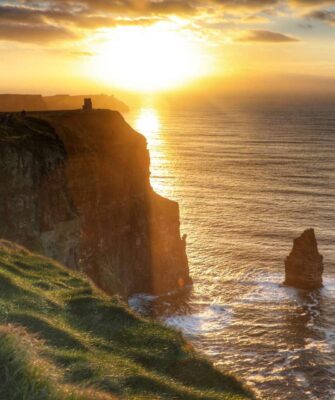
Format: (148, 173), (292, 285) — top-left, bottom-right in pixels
(0, 94), (128, 113)
(44, 94), (129, 113)
(0, 94), (47, 112)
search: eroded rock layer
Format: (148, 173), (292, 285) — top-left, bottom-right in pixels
(0, 110), (191, 296)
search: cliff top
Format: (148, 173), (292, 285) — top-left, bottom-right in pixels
(44, 94), (129, 112)
(0, 240), (252, 400)
(0, 108), (122, 118)
(0, 109), (142, 149)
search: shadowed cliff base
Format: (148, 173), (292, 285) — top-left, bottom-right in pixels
(0, 240), (253, 400)
(0, 109), (191, 296)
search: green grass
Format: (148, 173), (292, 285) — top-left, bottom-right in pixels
(0, 240), (253, 400)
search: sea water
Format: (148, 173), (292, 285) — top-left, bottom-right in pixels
(128, 99), (335, 400)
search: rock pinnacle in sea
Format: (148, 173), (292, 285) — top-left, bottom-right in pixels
(284, 228), (324, 290)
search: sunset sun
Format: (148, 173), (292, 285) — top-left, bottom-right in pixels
(89, 23), (208, 92)
(1, 0), (335, 398)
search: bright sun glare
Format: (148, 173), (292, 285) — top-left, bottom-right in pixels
(90, 23), (208, 92)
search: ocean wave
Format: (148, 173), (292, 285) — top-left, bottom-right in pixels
(164, 303), (233, 337)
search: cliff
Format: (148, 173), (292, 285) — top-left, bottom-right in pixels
(0, 109), (191, 296)
(0, 240), (251, 400)
(0, 94), (47, 112)
(44, 94), (129, 113)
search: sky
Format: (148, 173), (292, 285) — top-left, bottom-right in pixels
(1, 0), (335, 95)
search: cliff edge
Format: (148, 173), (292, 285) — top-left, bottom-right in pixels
(0, 109), (191, 296)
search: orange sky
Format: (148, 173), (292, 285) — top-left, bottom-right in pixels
(1, 0), (335, 95)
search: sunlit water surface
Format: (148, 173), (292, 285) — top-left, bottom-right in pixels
(127, 101), (335, 400)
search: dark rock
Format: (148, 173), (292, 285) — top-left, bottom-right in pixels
(284, 228), (324, 289)
(0, 109), (191, 297)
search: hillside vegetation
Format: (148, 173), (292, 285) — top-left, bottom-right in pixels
(0, 240), (252, 400)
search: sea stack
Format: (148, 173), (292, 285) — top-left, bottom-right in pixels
(284, 228), (324, 289)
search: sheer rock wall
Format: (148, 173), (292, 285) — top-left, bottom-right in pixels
(0, 110), (191, 296)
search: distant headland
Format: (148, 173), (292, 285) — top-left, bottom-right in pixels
(0, 94), (129, 113)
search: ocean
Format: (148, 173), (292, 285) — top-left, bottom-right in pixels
(127, 99), (335, 400)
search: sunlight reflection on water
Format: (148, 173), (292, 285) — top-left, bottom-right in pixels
(134, 107), (160, 139)
(128, 102), (335, 400)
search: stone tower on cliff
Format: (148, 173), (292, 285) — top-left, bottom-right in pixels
(82, 98), (92, 111)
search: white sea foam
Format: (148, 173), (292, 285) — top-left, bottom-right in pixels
(128, 293), (158, 313)
(164, 303), (233, 337)
(322, 276), (335, 297)
(235, 273), (297, 304)
(235, 273), (335, 307)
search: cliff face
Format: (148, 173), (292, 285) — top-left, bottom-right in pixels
(0, 110), (191, 296)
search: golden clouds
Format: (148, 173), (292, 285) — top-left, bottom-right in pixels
(0, 0), (334, 45)
(236, 29), (300, 42)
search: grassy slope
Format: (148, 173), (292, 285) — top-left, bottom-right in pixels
(0, 240), (253, 400)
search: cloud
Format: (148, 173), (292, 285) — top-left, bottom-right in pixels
(0, 4), (80, 43)
(7, 0), (282, 17)
(0, 3), (164, 43)
(0, 2), (185, 30)
(0, 22), (77, 43)
(0, 0), (327, 44)
(290, 0), (335, 6)
(17, 0), (195, 15)
(210, 0), (281, 10)
(306, 9), (335, 25)
(236, 29), (300, 42)
(0, 4), (77, 24)
(242, 14), (272, 23)
(0, 1), (196, 45)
